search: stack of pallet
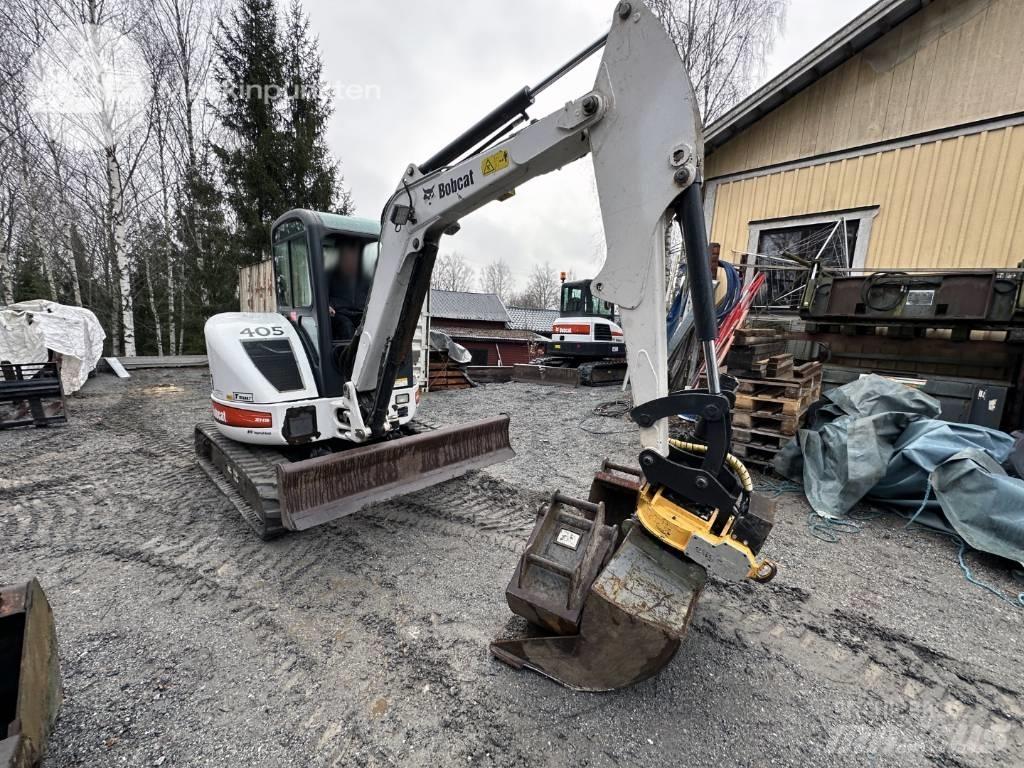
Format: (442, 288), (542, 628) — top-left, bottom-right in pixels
(723, 328), (823, 471)
(427, 351), (474, 391)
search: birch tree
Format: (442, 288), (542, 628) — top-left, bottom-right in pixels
(650, 0), (788, 123)
(431, 253), (476, 293)
(510, 263), (560, 310)
(20, 0), (153, 354)
(480, 258), (514, 303)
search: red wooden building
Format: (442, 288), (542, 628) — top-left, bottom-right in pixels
(429, 290), (544, 367)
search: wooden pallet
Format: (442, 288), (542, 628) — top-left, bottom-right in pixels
(730, 451), (778, 471)
(734, 377), (808, 400)
(733, 328), (777, 344)
(733, 392), (806, 416)
(726, 341), (787, 371)
(731, 359), (822, 383)
(732, 408), (802, 436)
(730, 441), (783, 467)
(732, 426), (791, 450)
(765, 354), (793, 378)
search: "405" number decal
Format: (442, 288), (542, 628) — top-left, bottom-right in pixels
(239, 326), (285, 338)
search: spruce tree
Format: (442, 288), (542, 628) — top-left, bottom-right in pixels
(281, 0), (352, 214)
(212, 0), (288, 264)
(177, 159), (236, 350)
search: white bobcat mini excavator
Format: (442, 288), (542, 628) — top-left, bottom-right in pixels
(197, 0), (778, 690)
(525, 277), (628, 386)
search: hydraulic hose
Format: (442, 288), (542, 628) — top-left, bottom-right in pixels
(669, 438), (754, 494)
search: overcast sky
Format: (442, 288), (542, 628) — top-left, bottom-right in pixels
(306, 0), (876, 293)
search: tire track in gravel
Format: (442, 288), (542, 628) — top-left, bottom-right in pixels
(694, 581), (1023, 759)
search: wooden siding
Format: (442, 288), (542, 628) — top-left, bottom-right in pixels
(458, 340), (536, 367)
(709, 121), (1024, 270)
(706, 0), (1024, 179)
(238, 260), (275, 313)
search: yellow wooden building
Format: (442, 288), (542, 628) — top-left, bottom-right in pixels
(703, 0), (1024, 290)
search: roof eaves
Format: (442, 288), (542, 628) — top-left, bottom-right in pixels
(704, 0), (926, 154)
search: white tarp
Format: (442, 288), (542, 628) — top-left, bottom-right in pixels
(0, 301), (106, 394)
(0, 311), (48, 365)
(429, 329), (472, 364)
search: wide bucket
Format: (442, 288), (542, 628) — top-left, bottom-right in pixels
(0, 580), (61, 768)
(278, 415), (515, 530)
(491, 525), (707, 691)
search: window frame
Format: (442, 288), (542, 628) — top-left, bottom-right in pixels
(271, 219), (314, 311)
(741, 207), (880, 312)
(744, 206), (879, 272)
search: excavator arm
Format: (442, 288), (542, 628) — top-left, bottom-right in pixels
(347, 1), (703, 449)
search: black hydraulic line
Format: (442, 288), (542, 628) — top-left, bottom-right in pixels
(420, 88), (535, 175)
(418, 33), (608, 174)
(674, 183), (719, 345)
(530, 33), (609, 97)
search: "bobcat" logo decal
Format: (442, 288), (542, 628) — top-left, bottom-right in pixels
(422, 185), (436, 202)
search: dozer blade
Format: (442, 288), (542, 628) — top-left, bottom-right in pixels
(196, 416), (515, 537)
(491, 526), (706, 691)
(278, 415), (514, 530)
(1, 580), (61, 768)
(511, 364), (580, 387)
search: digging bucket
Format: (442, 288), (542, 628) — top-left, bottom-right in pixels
(0, 580), (61, 768)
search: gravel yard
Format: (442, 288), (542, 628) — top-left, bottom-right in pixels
(3, 368), (1023, 767)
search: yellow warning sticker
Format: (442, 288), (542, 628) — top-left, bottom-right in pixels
(481, 149), (510, 176)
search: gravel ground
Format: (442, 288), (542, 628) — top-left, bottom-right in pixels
(3, 369), (1023, 768)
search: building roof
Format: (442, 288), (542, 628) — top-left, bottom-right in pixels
(429, 289), (511, 324)
(506, 306), (560, 333)
(432, 324), (543, 343)
(705, 0), (926, 154)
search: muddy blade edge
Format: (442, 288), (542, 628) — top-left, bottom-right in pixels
(277, 415), (515, 531)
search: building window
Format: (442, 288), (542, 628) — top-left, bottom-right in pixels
(746, 208), (877, 311)
(469, 348), (489, 366)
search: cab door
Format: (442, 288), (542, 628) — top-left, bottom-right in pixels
(272, 218), (331, 396)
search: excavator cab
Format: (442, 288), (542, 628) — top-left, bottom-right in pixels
(268, 211), (412, 399)
(559, 279), (617, 322)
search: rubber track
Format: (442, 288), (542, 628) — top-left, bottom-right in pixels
(578, 359), (628, 387)
(194, 422), (287, 539)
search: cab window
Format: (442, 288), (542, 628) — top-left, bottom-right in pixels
(272, 220), (313, 309)
(589, 294), (615, 318)
(562, 286), (586, 315)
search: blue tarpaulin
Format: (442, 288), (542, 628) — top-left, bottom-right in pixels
(775, 375), (1024, 566)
